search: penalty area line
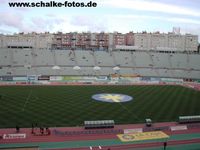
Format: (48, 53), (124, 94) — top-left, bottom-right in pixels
(22, 90), (32, 112)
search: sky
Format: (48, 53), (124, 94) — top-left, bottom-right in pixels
(0, 0), (200, 40)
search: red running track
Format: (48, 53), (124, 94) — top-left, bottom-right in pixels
(0, 122), (200, 150)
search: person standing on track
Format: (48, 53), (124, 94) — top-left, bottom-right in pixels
(164, 142), (167, 150)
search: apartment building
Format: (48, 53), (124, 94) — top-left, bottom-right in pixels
(134, 32), (198, 52)
(0, 30), (198, 52)
(125, 32), (134, 46)
(0, 32), (53, 49)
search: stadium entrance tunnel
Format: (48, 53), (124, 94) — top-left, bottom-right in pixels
(92, 93), (133, 103)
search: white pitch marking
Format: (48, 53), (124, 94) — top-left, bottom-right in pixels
(22, 90), (32, 111)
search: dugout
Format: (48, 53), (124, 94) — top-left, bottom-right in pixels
(179, 115), (200, 123)
(84, 120), (115, 129)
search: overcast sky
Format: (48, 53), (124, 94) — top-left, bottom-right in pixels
(0, 0), (200, 40)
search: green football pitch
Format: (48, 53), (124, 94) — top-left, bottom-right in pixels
(0, 85), (200, 128)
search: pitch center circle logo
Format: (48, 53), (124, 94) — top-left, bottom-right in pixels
(92, 93), (133, 103)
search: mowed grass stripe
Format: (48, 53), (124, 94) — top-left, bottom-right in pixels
(179, 88), (200, 116)
(157, 86), (183, 119)
(143, 85), (170, 121)
(101, 86), (146, 122)
(139, 85), (171, 121)
(106, 86), (154, 123)
(152, 85), (171, 111)
(189, 90), (200, 114)
(0, 85), (173, 127)
(156, 86), (183, 122)
(176, 86), (195, 116)
(136, 86), (164, 118)
(131, 86), (157, 113)
(158, 86), (177, 120)
(174, 87), (192, 116)
(0, 85), (200, 128)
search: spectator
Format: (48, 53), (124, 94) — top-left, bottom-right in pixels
(164, 142), (167, 150)
(31, 123), (34, 134)
(16, 125), (20, 133)
(40, 127), (44, 134)
(46, 127), (51, 135)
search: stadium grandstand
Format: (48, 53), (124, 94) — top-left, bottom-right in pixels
(0, 30), (199, 80)
(0, 30), (200, 150)
(0, 48), (200, 79)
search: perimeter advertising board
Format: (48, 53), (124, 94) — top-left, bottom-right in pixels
(1, 76), (13, 81)
(13, 76), (27, 81)
(50, 76), (63, 81)
(27, 75), (37, 81)
(124, 128), (143, 134)
(38, 76), (50, 80)
(62, 76), (96, 82)
(117, 131), (169, 142)
(95, 76), (108, 81)
(3, 133), (26, 139)
(161, 78), (183, 83)
(62, 76), (82, 81)
(170, 125), (187, 131)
